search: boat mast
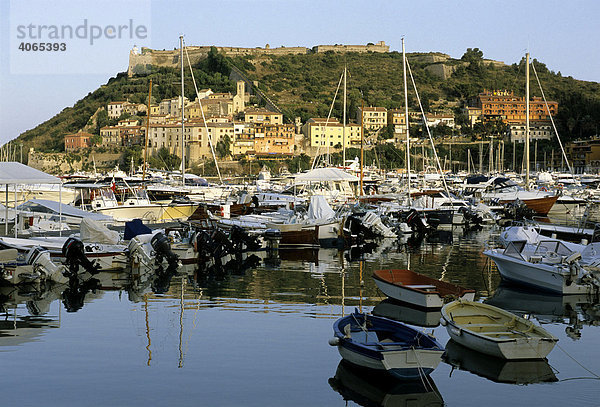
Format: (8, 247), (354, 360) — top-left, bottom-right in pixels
(525, 52), (530, 190)
(402, 38), (411, 202)
(360, 99), (364, 194)
(180, 35), (185, 186)
(467, 149), (471, 174)
(343, 65), (347, 166)
(143, 79), (152, 181)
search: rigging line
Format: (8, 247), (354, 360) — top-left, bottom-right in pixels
(406, 59), (453, 203)
(182, 38), (223, 184)
(556, 342), (600, 378)
(530, 60), (573, 176)
(312, 71), (345, 170)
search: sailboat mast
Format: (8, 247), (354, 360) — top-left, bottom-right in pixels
(402, 38), (411, 201)
(525, 52), (530, 189)
(360, 99), (364, 194)
(467, 149), (471, 174)
(143, 79), (152, 181)
(180, 35), (186, 186)
(343, 65), (347, 166)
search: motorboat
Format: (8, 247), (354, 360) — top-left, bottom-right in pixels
(372, 269), (475, 309)
(329, 309), (444, 379)
(440, 300), (558, 360)
(484, 239), (600, 295)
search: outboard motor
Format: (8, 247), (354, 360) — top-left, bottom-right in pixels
(263, 228), (282, 252)
(151, 232), (179, 267)
(26, 246), (66, 281)
(230, 225), (261, 252)
(62, 237), (100, 276)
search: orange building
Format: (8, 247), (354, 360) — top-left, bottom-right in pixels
(477, 90), (558, 124)
(64, 132), (92, 152)
(253, 123), (295, 156)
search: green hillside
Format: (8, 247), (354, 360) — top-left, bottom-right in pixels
(16, 47), (600, 155)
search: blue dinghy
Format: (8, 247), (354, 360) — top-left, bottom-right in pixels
(329, 310), (444, 379)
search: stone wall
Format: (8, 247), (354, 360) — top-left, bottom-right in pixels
(28, 150), (121, 174)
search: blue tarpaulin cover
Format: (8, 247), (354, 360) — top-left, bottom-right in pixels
(124, 219), (152, 240)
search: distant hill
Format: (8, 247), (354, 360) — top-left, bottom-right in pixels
(15, 47), (600, 154)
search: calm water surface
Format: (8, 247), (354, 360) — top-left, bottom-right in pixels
(2, 227), (599, 406)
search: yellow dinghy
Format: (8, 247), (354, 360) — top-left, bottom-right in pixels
(440, 300), (558, 360)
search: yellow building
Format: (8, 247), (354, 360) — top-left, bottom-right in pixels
(244, 108), (283, 125)
(302, 118), (361, 148)
(357, 106), (387, 133)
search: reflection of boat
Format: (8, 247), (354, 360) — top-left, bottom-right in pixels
(443, 340), (558, 385)
(329, 310), (444, 379)
(328, 360), (444, 407)
(372, 269), (475, 309)
(440, 300), (558, 360)
(372, 299), (441, 328)
(485, 284), (600, 340)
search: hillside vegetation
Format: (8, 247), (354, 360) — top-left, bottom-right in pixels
(15, 47), (600, 154)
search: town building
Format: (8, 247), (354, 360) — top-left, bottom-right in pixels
(302, 118), (361, 148)
(356, 106), (387, 133)
(253, 123), (295, 157)
(425, 114), (455, 128)
(244, 108), (283, 125)
(107, 101), (127, 119)
(387, 109), (408, 144)
(477, 90), (558, 124)
(64, 132), (93, 152)
(566, 136), (600, 173)
(509, 122), (554, 143)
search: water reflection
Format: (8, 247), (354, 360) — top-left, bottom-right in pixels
(443, 339), (558, 385)
(329, 360), (444, 407)
(486, 283), (600, 340)
(372, 299), (441, 328)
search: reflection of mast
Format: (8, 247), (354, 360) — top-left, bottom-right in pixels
(144, 294), (152, 366)
(178, 277), (185, 368)
(359, 260), (364, 313)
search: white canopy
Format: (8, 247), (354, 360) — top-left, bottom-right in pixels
(0, 162), (61, 184)
(295, 168), (359, 182)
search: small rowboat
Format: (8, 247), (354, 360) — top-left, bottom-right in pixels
(329, 310), (444, 379)
(372, 269), (475, 309)
(440, 300), (558, 360)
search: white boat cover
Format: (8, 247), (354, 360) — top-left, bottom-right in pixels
(295, 168), (359, 182)
(307, 195), (335, 220)
(18, 199), (113, 222)
(80, 218), (120, 244)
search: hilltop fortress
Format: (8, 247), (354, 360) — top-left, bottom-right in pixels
(128, 41), (390, 76)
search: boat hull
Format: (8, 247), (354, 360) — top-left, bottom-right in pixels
(499, 195), (558, 216)
(441, 300), (558, 360)
(484, 250), (591, 295)
(372, 269), (475, 309)
(337, 345), (442, 379)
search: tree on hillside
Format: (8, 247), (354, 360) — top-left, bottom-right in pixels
(461, 48), (484, 63)
(216, 135), (231, 159)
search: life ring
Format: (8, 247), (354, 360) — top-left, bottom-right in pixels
(539, 186), (548, 192)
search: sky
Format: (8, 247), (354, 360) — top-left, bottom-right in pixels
(0, 0), (598, 146)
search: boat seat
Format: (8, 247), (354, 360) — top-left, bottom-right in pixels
(405, 284), (437, 290)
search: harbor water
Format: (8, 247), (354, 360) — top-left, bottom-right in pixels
(2, 227), (599, 406)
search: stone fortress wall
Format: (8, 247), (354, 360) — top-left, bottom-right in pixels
(128, 41), (390, 76)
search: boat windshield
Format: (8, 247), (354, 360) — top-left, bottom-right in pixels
(534, 241), (574, 257)
(504, 241), (527, 259)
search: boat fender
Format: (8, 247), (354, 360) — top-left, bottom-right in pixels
(328, 337), (340, 346)
(439, 317), (447, 327)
